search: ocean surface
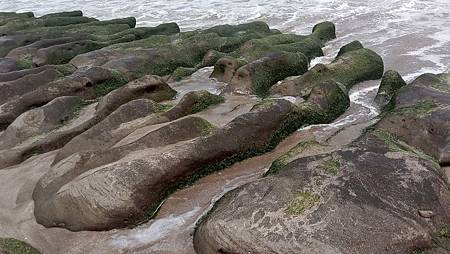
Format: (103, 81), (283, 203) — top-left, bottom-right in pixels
(2, 0), (450, 81)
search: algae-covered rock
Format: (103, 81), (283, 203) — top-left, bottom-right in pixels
(271, 45), (384, 97)
(53, 90), (222, 164)
(6, 37), (75, 60)
(32, 40), (108, 66)
(0, 69), (61, 104)
(0, 67), (119, 129)
(194, 72), (450, 254)
(376, 73), (450, 165)
(374, 70), (407, 109)
(239, 33), (324, 62)
(312, 21), (336, 42)
(200, 49), (229, 67)
(202, 21), (271, 37)
(194, 132), (450, 254)
(336, 40), (363, 58)
(225, 51), (308, 96)
(94, 74), (176, 118)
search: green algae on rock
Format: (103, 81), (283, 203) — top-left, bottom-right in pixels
(0, 238), (40, 254)
(374, 70), (407, 109)
(271, 45), (384, 97)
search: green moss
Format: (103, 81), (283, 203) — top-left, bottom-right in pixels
(45, 41), (105, 65)
(16, 58), (33, 70)
(94, 71), (129, 98)
(27, 147), (45, 157)
(198, 118), (215, 134)
(250, 52), (308, 98)
(266, 140), (322, 176)
(429, 74), (450, 92)
(202, 21), (270, 37)
(392, 100), (442, 118)
(61, 100), (92, 123)
(53, 64), (75, 76)
(319, 157), (340, 175)
(411, 226), (450, 253)
(312, 21), (336, 42)
(254, 98), (277, 109)
(0, 238), (40, 254)
(191, 94), (224, 114)
(154, 103), (173, 113)
(336, 40), (363, 58)
(171, 67), (196, 81)
(411, 249), (425, 254)
(285, 190), (320, 215)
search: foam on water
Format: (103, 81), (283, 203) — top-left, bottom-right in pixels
(110, 206), (201, 249)
(2, 0), (449, 80)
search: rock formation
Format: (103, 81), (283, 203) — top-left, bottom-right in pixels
(0, 9), (448, 254)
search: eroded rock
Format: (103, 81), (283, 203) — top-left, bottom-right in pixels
(271, 44), (384, 97)
(194, 132), (450, 254)
(225, 51), (308, 96)
(374, 70), (407, 109)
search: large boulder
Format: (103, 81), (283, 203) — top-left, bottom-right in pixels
(311, 21), (336, 42)
(194, 131), (450, 254)
(376, 73), (450, 165)
(374, 70), (407, 109)
(239, 33), (324, 62)
(271, 44), (384, 97)
(224, 52), (308, 96)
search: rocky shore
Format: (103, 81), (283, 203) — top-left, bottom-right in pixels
(0, 10), (448, 254)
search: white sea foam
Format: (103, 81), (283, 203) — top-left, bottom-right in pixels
(2, 0), (448, 78)
(110, 206), (201, 249)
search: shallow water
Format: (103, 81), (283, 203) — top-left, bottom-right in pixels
(2, 0), (450, 80)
